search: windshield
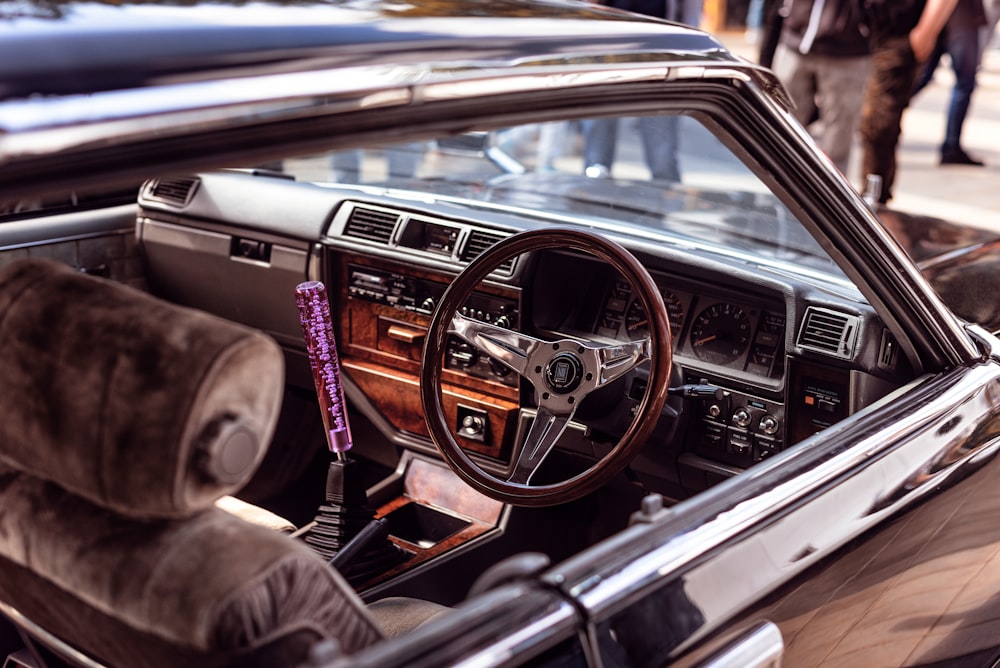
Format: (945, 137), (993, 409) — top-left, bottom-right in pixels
(281, 112), (846, 279)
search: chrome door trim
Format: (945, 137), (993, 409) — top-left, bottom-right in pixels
(547, 359), (1000, 659)
(699, 622), (783, 668)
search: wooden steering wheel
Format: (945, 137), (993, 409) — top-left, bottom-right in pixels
(420, 228), (673, 506)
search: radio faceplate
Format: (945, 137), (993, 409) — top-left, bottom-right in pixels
(348, 265), (443, 314)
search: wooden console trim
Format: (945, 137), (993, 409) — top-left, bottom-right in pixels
(343, 358), (520, 459)
(333, 252), (523, 460)
(363, 456), (505, 589)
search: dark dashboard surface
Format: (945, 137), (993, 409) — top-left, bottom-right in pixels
(137, 170), (908, 497)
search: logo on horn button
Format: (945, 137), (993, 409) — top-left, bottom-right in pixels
(544, 352), (584, 394)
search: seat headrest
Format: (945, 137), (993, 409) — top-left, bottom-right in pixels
(0, 258), (285, 518)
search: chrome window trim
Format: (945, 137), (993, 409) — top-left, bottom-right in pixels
(0, 60), (755, 164)
(0, 80), (412, 159)
(699, 621), (784, 668)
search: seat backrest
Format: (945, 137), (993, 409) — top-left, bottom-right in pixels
(0, 258), (383, 667)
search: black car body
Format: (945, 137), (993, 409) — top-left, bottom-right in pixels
(2, 1), (1000, 667)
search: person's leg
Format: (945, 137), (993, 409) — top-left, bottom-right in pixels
(815, 53), (871, 176)
(583, 118), (619, 176)
(386, 142), (424, 178)
(941, 24), (983, 161)
(536, 122), (568, 171)
(772, 44), (819, 129)
(330, 150), (362, 181)
(860, 36), (919, 204)
(638, 114), (680, 182)
(679, 0), (703, 27)
(979, 0), (1000, 63)
(757, 0), (784, 68)
(746, 0), (763, 30)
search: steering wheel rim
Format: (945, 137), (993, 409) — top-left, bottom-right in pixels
(420, 228), (673, 507)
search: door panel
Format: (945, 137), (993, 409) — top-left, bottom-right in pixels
(0, 204), (144, 289)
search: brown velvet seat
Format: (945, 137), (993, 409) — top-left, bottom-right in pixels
(0, 258), (419, 667)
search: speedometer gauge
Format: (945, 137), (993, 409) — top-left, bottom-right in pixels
(689, 302), (751, 365)
(624, 290), (685, 341)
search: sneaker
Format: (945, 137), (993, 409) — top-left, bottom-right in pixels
(584, 164), (611, 178)
(940, 147), (985, 166)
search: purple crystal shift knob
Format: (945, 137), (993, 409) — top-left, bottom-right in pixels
(296, 281), (352, 456)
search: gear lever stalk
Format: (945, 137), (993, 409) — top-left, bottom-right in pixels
(295, 281), (405, 584)
(295, 281), (351, 460)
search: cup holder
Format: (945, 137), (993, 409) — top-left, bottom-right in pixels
(383, 502), (471, 549)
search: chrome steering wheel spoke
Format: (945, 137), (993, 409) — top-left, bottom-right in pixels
(450, 311), (544, 377)
(507, 406), (573, 485)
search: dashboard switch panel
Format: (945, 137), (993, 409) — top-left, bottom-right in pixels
(693, 378), (784, 468)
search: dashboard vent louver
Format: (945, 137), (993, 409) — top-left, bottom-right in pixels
(344, 206), (400, 244)
(797, 307), (860, 360)
(144, 177), (199, 206)
(461, 229), (515, 272)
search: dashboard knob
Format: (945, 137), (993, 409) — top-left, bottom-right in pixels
(759, 414), (780, 435)
(493, 315), (511, 329)
(420, 297), (436, 313)
(488, 357), (512, 377)
(732, 407), (752, 429)
(448, 341), (478, 368)
(461, 415), (486, 438)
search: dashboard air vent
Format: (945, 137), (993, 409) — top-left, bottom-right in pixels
(461, 229), (515, 272)
(797, 307), (860, 360)
(144, 177), (199, 206)
(344, 206), (400, 244)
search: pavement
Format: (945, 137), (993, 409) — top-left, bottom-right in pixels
(721, 32), (1000, 234)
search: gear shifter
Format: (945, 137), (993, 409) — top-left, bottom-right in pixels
(295, 281), (405, 584)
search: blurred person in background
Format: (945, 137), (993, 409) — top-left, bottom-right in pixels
(911, 0), (988, 165)
(756, 0), (786, 67)
(771, 0), (872, 177)
(982, 0), (1000, 58)
(859, 0), (959, 206)
(582, 0), (702, 180)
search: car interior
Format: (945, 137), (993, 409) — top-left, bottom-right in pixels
(0, 111), (920, 665)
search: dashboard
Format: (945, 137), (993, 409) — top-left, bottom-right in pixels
(136, 171), (909, 498)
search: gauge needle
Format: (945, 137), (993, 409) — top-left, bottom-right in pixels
(629, 319), (648, 330)
(694, 335), (716, 346)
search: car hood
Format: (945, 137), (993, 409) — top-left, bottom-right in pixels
(879, 207), (1000, 333)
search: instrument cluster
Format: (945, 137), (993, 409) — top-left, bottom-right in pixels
(596, 277), (786, 381)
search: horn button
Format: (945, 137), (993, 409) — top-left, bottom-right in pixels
(544, 352), (585, 394)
